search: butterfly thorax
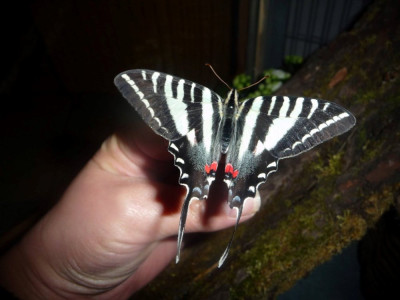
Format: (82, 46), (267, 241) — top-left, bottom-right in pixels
(220, 89), (239, 154)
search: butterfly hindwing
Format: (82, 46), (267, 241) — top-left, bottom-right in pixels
(168, 136), (222, 262)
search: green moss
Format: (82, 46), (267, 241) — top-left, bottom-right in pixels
(355, 89), (379, 105)
(361, 34), (377, 48)
(337, 210), (368, 241)
(362, 185), (397, 223)
(390, 94), (400, 104)
(312, 152), (344, 178)
(361, 137), (383, 164)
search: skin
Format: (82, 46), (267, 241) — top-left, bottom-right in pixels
(0, 126), (260, 299)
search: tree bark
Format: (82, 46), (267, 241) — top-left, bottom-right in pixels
(136, 0), (400, 298)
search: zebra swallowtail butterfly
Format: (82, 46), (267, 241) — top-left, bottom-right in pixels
(114, 69), (356, 267)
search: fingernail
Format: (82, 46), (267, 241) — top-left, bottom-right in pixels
(227, 196), (261, 218)
(243, 196), (261, 216)
(190, 198), (205, 215)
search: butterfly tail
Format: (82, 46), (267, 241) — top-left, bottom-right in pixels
(218, 204), (243, 268)
(176, 192), (192, 263)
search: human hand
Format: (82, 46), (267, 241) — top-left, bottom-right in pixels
(0, 126), (260, 299)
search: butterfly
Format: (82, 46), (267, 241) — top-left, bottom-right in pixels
(114, 69), (356, 267)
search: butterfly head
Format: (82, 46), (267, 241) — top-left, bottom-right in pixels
(224, 89), (239, 109)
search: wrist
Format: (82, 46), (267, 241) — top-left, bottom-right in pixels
(0, 220), (114, 299)
(0, 241), (64, 299)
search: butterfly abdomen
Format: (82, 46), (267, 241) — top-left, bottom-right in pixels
(220, 114), (234, 154)
(220, 89), (239, 154)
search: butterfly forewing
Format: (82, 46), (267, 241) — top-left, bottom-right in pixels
(114, 69), (223, 141)
(114, 69), (356, 267)
(252, 95), (356, 158)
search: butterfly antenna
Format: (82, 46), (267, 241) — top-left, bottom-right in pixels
(238, 75), (268, 92)
(205, 63), (232, 90)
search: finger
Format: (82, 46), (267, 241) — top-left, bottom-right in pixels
(97, 133), (261, 238)
(94, 127), (173, 179)
(172, 195), (261, 235)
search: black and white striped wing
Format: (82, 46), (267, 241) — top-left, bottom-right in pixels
(114, 69), (223, 194)
(114, 69), (222, 141)
(114, 69), (224, 263)
(226, 95), (356, 208)
(256, 96), (356, 158)
(216, 95), (355, 266)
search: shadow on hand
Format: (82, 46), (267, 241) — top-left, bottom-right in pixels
(115, 120), (229, 224)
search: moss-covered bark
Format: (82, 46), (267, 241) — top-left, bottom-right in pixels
(135, 0), (400, 298)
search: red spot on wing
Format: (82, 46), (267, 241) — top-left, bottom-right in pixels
(232, 169), (239, 179)
(225, 163), (233, 174)
(225, 163), (239, 179)
(205, 161), (218, 174)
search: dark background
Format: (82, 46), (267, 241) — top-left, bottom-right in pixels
(0, 0), (375, 298)
(0, 0), (250, 232)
